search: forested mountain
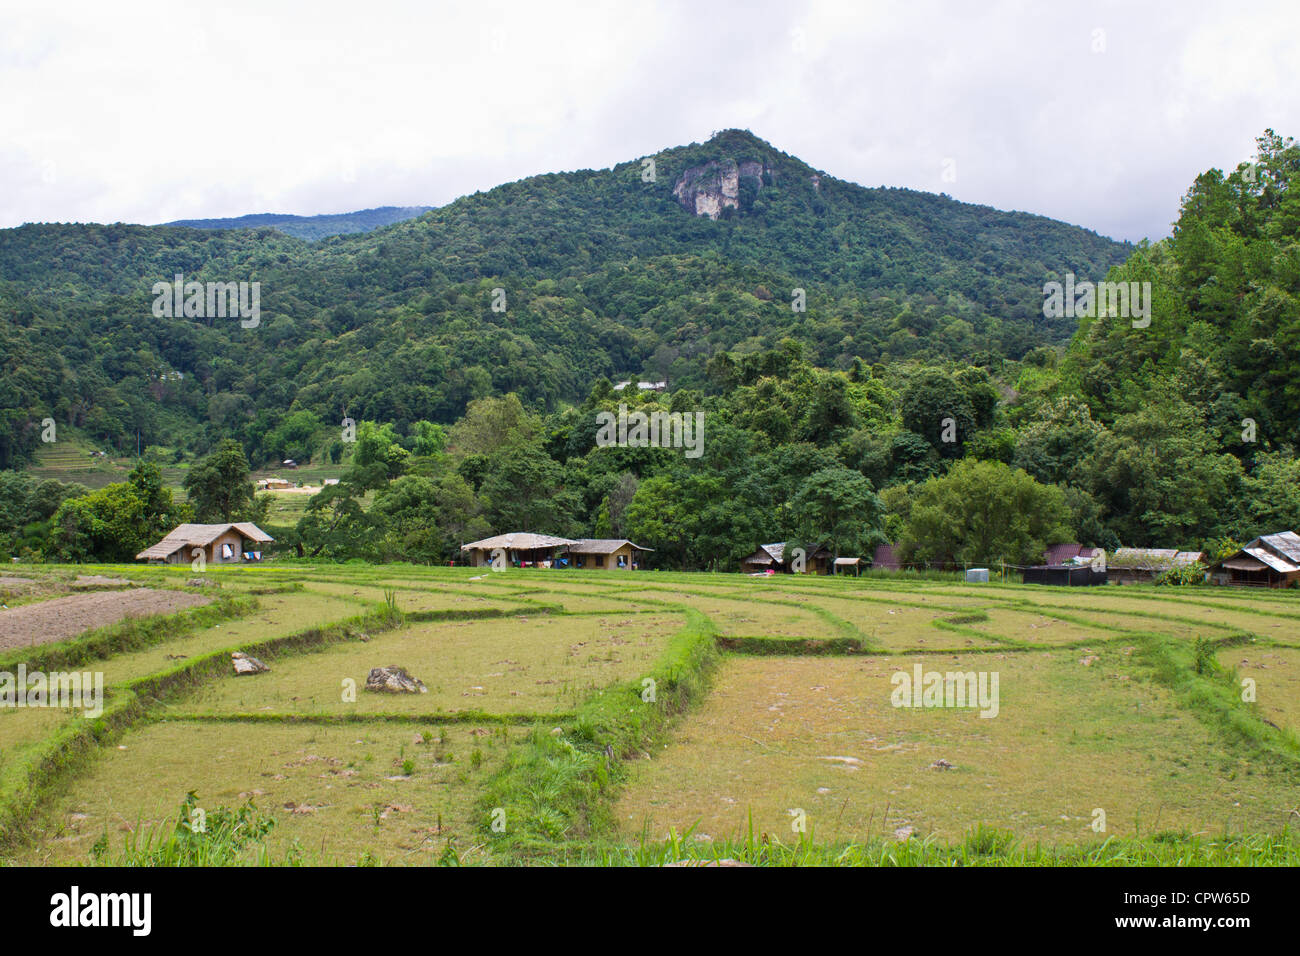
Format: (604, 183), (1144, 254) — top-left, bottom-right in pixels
(4, 129), (1298, 569)
(0, 129), (1126, 468)
(164, 206), (434, 240)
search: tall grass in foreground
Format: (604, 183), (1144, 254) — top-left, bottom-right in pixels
(584, 820), (1300, 867)
(82, 796), (1300, 866)
(91, 792), (300, 867)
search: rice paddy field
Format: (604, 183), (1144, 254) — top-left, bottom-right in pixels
(2, 562), (1299, 867)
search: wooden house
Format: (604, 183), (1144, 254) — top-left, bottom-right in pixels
(1207, 531), (1300, 588)
(1107, 548), (1203, 585)
(740, 542), (832, 574)
(1043, 543), (1106, 569)
(136, 522), (273, 565)
(565, 539), (653, 569)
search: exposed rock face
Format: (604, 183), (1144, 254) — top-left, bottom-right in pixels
(232, 651), (269, 675)
(672, 159), (770, 220)
(366, 666), (427, 694)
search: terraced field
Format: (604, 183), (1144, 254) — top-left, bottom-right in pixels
(2, 563), (1298, 866)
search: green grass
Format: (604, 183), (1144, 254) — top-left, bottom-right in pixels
(171, 613), (683, 717)
(18, 720), (522, 865)
(587, 825), (1300, 866)
(612, 650), (1300, 847)
(4, 563), (1299, 866)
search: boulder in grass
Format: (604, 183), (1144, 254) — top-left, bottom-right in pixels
(232, 651), (270, 675)
(366, 666), (427, 694)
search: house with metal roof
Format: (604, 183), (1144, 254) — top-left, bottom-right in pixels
(565, 539), (652, 569)
(1207, 531), (1300, 588)
(136, 523), (274, 565)
(1043, 543), (1106, 568)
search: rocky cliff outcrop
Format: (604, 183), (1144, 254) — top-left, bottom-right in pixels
(672, 159), (770, 219)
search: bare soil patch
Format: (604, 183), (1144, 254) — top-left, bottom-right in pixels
(71, 575), (133, 589)
(0, 588), (212, 651)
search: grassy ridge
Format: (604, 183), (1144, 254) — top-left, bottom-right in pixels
(477, 609), (719, 860)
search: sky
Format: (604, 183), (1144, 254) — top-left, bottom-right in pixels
(1, 0), (1297, 242)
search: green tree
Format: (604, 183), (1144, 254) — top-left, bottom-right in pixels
(789, 466), (886, 558)
(479, 442), (578, 533)
(1079, 402), (1243, 544)
(1239, 451), (1300, 534)
(901, 369), (976, 459)
(352, 421), (411, 483)
(184, 439), (255, 522)
(900, 459), (1070, 566)
(296, 481), (374, 559)
(371, 475), (443, 563)
(448, 393), (540, 458)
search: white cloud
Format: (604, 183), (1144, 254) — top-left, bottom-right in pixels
(0, 0), (1296, 240)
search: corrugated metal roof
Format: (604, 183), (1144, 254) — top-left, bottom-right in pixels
(1111, 548), (1203, 569)
(1044, 543), (1082, 564)
(1243, 546), (1300, 574)
(1260, 531), (1300, 563)
(567, 539), (653, 554)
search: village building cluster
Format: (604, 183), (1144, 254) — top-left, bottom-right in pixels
(133, 518), (1300, 589)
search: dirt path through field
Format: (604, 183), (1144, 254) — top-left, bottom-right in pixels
(0, 589), (211, 651)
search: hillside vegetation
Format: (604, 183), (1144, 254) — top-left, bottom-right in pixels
(2, 130), (1298, 566)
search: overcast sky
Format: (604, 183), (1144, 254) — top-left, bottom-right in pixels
(1, 0), (1297, 241)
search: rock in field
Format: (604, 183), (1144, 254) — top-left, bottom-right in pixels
(232, 651), (270, 675)
(366, 666), (427, 694)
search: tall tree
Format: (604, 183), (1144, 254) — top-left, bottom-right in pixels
(900, 459), (1070, 566)
(789, 466), (886, 558)
(183, 439), (255, 522)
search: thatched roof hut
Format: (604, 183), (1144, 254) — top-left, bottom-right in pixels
(461, 533), (575, 567)
(740, 542), (832, 574)
(137, 522), (273, 565)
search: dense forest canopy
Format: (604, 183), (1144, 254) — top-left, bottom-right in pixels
(2, 128), (1297, 568)
(0, 129), (1126, 468)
